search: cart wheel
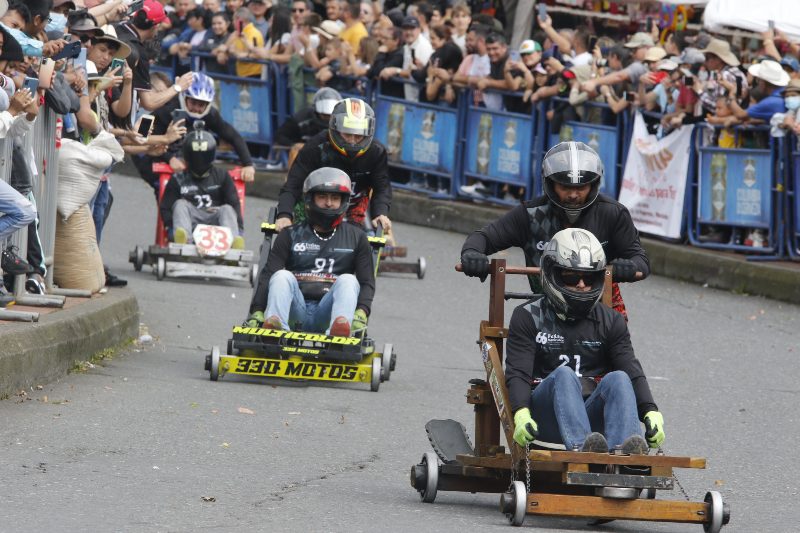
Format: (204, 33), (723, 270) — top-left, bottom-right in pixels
(390, 351), (397, 371)
(417, 257), (426, 279)
(420, 452), (439, 503)
(156, 257), (166, 281)
(370, 356), (381, 392)
(209, 346), (220, 381)
(505, 480), (526, 526)
(250, 263), (258, 287)
(381, 343), (393, 382)
(703, 491), (725, 533)
(133, 246), (144, 272)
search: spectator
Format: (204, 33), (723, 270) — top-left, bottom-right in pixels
(225, 7), (266, 76)
(450, 2), (471, 55)
(203, 0), (222, 12)
(247, 0), (270, 39)
(295, 12), (322, 64)
(359, 2), (375, 33)
(412, 1), (433, 41)
(199, 11), (233, 74)
(315, 37), (345, 87)
(167, 7), (211, 76)
(226, 0), (245, 17)
(341, 35), (379, 78)
(304, 19), (341, 69)
(371, 26), (404, 98)
(452, 23), (491, 108)
(339, 0), (368, 51)
(582, 32), (654, 95)
(251, 5), (292, 64)
(399, 15), (432, 102)
(420, 24), (462, 104)
(325, 0), (343, 24)
(721, 59), (789, 124)
(476, 32), (516, 111)
(780, 56), (800, 81)
(697, 38), (749, 115)
(777, 79), (800, 136)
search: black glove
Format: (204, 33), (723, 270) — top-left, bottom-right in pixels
(611, 258), (637, 282)
(461, 250), (489, 281)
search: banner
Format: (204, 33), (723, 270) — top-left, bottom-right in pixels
(216, 80), (272, 142)
(618, 113), (692, 239)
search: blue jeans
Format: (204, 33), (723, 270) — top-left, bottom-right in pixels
(530, 367), (643, 450)
(0, 180), (36, 240)
(265, 270), (359, 334)
(89, 180), (110, 243)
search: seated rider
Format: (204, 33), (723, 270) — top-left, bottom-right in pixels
(273, 87), (342, 167)
(159, 123), (245, 248)
(247, 168), (375, 337)
(275, 98), (392, 233)
(506, 228), (665, 454)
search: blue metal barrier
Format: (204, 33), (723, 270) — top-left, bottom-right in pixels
(459, 88), (537, 206)
(543, 97), (626, 199)
(788, 135), (800, 259)
(374, 78), (464, 198)
(687, 124), (784, 257)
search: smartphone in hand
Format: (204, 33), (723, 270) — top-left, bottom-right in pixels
(538, 3), (547, 21)
(23, 77), (39, 94)
(127, 0), (144, 16)
(171, 109), (188, 124)
(110, 58), (126, 72)
(38, 58), (56, 90)
(137, 114), (155, 138)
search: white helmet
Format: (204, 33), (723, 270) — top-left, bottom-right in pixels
(541, 228), (607, 319)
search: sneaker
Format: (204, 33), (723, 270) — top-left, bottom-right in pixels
(105, 268), (128, 287)
(174, 227), (189, 244)
(581, 432), (609, 453)
(25, 273), (46, 295)
(459, 182), (490, 198)
(232, 236), (245, 250)
(245, 310), (264, 327)
(1, 246), (35, 276)
(263, 162), (285, 171)
(621, 434), (648, 455)
(263, 315), (284, 330)
(329, 316), (351, 337)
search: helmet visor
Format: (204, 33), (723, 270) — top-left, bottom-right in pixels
(554, 266), (605, 291)
(331, 112), (375, 137)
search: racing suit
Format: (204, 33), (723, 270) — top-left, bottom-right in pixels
(461, 194), (650, 319)
(159, 166), (243, 237)
(276, 130), (392, 227)
(250, 222), (375, 331)
(505, 295), (658, 449)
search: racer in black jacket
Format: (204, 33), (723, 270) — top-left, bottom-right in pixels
(461, 141), (649, 319)
(273, 88), (341, 146)
(159, 125), (244, 248)
(248, 168), (375, 338)
(275, 98), (392, 233)
(506, 228), (665, 454)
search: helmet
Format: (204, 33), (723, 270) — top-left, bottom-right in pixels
(303, 167), (352, 230)
(182, 122), (217, 178)
(542, 141), (604, 223)
(180, 72), (215, 119)
(540, 228), (607, 319)
(328, 98), (375, 158)
(312, 87), (341, 117)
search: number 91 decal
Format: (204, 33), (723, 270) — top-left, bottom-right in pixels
(192, 224), (234, 257)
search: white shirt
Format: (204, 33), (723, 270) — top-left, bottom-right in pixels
(571, 51), (592, 67)
(402, 35), (433, 101)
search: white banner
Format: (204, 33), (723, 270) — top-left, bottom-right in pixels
(618, 113), (693, 239)
(704, 0), (800, 41)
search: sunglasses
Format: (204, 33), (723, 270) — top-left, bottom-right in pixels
(292, 8), (306, 12)
(556, 269), (602, 287)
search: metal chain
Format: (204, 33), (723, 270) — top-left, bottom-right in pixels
(525, 441), (532, 494)
(659, 448), (691, 502)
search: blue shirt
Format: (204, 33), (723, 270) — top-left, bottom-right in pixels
(746, 88), (786, 121)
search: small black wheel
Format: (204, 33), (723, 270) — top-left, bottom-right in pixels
(703, 491), (724, 533)
(133, 246), (144, 272)
(419, 452), (438, 503)
(370, 357), (381, 392)
(209, 346), (220, 381)
(381, 343), (393, 382)
(417, 257), (426, 279)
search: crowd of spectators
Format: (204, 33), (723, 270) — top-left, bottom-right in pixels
(2, 0), (800, 308)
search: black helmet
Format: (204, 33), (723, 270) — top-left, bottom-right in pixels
(540, 228), (607, 320)
(182, 121), (216, 178)
(542, 141), (603, 223)
(303, 167), (352, 230)
(328, 98), (375, 158)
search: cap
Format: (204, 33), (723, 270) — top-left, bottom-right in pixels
(700, 38), (740, 67)
(657, 59), (678, 71)
(312, 20), (342, 40)
(643, 46), (667, 62)
(401, 16), (420, 29)
(678, 47), (705, 66)
(519, 39), (542, 55)
(141, 0), (168, 25)
(625, 32), (654, 49)
(533, 63), (547, 75)
(781, 55), (800, 73)
(781, 78), (800, 94)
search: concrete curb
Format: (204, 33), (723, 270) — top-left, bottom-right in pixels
(0, 289), (140, 397)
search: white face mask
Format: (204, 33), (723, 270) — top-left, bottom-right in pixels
(786, 95), (800, 111)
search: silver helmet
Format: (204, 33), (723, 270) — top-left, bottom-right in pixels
(541, 228), (607, 319)
(542, 141), (604, 223)
(303, 167), (352, 229)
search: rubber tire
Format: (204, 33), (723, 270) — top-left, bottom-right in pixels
(508, 480), (526, 526)
(420, 452), (438, 503)
(209, 346), (220, 381)
(133, 246), (144, 272)
(156, 257), (166, 281)
(381, 343), (393, 382)
(250, 263), (257, 287)
(370, 356), (381, 392)
(417, 256), (426, 279)
(703, 491), (724, 533)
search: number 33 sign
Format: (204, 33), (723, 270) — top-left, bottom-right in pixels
(192, 224), (233, 257)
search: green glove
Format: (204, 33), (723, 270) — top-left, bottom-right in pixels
(513, 408), (538, 447)
(245, 310), (264, 328)
(644, 411), (665, 448)
(352, 308), (368, 332)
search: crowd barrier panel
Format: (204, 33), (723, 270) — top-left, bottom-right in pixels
(373, 78), (465, 198)
(787, 135), (800, 260)
(686, 123), (784, 258)
(459, 88), (538, 206)
(542, 97), (627, 199)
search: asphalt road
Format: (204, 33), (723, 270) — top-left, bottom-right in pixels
(1, 173), (798, 532)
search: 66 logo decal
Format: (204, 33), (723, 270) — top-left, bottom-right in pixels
(193, 224), (233, 257)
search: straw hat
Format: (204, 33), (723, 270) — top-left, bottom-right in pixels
(643, 46), (667, 62)
(700, 38), (739, 67)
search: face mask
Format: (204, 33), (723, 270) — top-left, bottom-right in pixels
(786, 95), (800, 111)
(45, 12), (67, 34)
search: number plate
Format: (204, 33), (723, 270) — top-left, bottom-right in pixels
(193, 224), (233, 257)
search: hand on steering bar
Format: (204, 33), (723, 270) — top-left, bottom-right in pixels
(611, 258), (638, 282)
(461, 249), (490, 281)
(275, 216), (293, 232)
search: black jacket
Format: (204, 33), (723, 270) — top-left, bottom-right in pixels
(152, 96), (254, 167)
(159, 166), (243, 230)
(505, 295), (657, 419)
(250, 221), (375, 315)
(461, 194), (650, 291)
(368, 48), (404, 98)
(273, 107), (328, 146)
(277, 130), (392, 221)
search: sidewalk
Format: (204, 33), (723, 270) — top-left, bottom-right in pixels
(0, 289), (139, 398)
(242, 168), (800, 306)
